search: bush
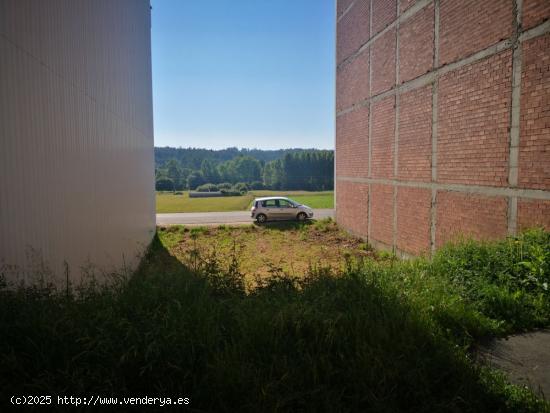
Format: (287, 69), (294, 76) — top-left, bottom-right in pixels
(217, 182), (233, 190)
(196, 183), (219, 192)
(155, 177), (174, 191)
(353, 228), (550, 344)
(220, 189), (242, 197)
(233, 182), (249, 193)
(429, 229), (550, 334)
(249, 181), (265, 190)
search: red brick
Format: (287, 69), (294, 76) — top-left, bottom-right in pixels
(336, 50), (369, 111)
(400, 0), (416, 14)
(398, 85), (432, 181)
(523, 0), (550, 30)
(337, 0), (370, 63)
(518, 33), (550, 191)
(370, 183), (394, 246)
(438, 50), (512, 187)
(371, 96), (395, 179)
(371, 28), (396, 95)
(436, 191), (508, 247)
(335, 0), (550, 255)
(439, 0), (513, 65)
(337, 0), (355, 18)
(518, 199), (550, 231)
(336, 181), (369, 237)
(336, 106), (369, 178)
(397, 187), (431, 255)
(398, 3), (434, 83)
(372, 0), (397, 36)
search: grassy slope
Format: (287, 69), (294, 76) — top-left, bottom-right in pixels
(0, 227), (548, 412)
(156, 190), (334, 213)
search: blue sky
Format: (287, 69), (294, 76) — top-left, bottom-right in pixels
(151, 0), (335, 150)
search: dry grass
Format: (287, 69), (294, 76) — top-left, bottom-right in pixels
(157, 219), (372, 287)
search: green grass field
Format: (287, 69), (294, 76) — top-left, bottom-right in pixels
(156, 190), (334, 213)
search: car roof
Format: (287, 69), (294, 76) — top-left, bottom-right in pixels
(254, 196), (291, 201)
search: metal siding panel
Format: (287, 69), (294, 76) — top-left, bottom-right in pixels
(0, 0), (155, 284)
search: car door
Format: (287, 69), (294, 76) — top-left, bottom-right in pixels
(277, 199), (295, 219)
(262, 199), (278, 219)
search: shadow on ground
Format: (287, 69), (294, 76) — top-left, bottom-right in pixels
(253, 219), (314, 231)
(0, 233), (547, 412)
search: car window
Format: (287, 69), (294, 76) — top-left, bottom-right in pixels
(278, 200), (291, 208)
(262, 199), (278, 207)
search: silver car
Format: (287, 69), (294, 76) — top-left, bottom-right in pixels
(251, 197), (314, 223)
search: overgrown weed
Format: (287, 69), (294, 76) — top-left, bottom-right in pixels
(0, 230), (548, 412)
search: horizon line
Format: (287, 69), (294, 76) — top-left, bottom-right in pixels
(154, 146), (335, 151)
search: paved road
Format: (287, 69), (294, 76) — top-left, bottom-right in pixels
(479, 329), (550, 400)
(157, 209), (335, 226)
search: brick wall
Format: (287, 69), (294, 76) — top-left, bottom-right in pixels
(436, 192), (508, 247)
(437, 50), (512, 187)
(397, 187), (431, 254)
(372, 0), (397, 36)
(398, 85), (431, 181)
(337, 50), (370, 111)
(336, 181), (369, 236)
(370, 183), (394, 246)
(336, 107), (369, 178)
(518, 199), (550, 231)
(335, 0), (550, 256)
(519, 33), (550, 190)
(398, 3), (434, 83)
(371, 96), (395, 178)
(438, 0), (513, 66)
(523, 0), (550, 30)
(371, 28), (396, 94)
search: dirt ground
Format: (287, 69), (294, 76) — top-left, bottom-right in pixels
(158, 220), (375, 284)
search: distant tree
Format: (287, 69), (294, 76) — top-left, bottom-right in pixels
(154, 146), (315, 169)
(200, 159), (220, 184)
(187, 171), (205, 190)
(232, 156), (262, 183)
(166, 159), (183, 189)
(179, 168), (192, 189)
(155, 177), (174, 191)
(216, 162), (233, 183)
(155, 148), (333, 191)
(263, 159), (284, 189)
(262, 161), (274, 188)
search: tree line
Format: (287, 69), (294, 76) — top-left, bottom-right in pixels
(155, 147), (317, 170)
(155, 148), (333, 191)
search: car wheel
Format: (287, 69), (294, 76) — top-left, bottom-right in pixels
(297, 212), (307, 221)
(256, 213), (267, 224)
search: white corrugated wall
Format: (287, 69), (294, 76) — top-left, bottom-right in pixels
(0, 0), (155, 284)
